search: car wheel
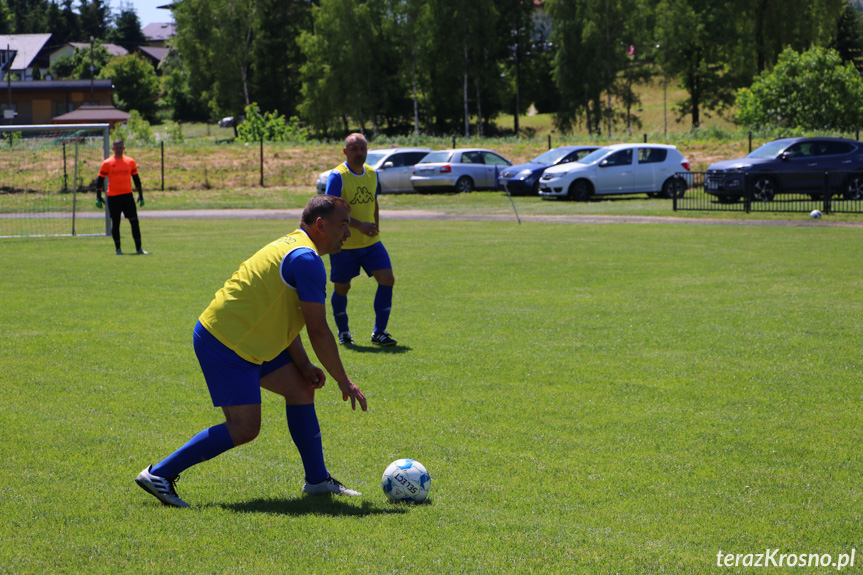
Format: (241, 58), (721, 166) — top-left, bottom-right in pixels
(843, 174), (863, 200)
(531, 180), (541, 196)
(567, 179), (593, 201)
(454, 176), (474, 193)
(661, 176), (686, 199)
(751, 175), (775, 202)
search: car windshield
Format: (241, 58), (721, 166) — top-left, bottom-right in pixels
(366, 152), (387, 166)
(418, 151), (453, 164)
(578, 147), (612, 164)
(531, 148), (575, 164)
(747, 140), (789, 159)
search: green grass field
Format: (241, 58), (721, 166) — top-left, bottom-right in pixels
(2, 217), (862, 574)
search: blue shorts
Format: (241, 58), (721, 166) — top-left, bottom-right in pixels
(329, 242), (392, 284)
(193, 321), (293, 407)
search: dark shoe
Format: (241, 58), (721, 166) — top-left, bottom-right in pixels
(371, 331), (397, 346)
(338, 331), (355, 345)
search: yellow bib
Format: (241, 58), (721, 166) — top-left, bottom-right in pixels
(199, 229), (319, 364)
(336, 163), (380, 249)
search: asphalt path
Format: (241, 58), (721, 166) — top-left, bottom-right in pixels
(138, 208), (863, 228)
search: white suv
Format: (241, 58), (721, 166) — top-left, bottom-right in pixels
(538, 143), (690, 201)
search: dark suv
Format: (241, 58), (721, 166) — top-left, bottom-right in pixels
(705, 137), (863, 202)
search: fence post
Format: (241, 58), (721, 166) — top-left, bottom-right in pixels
(160, 140), (164, 191)
(62, 142), (68, 193)
(452, 135), (456, 149)
(748, 132), (752, 154)
(744, 172), (751, 214)
(644, 133), (647, 143)
(823, 171), (831, 214)
(547, 134), (551, 150)
(260, 138), (264, 187)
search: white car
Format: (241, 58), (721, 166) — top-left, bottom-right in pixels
(316, 147), (432, 194)
(538, 143), (690, 201)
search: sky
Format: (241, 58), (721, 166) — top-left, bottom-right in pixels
(110, 0), (173, 27)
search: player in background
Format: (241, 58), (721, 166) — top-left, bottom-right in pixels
(325, 133), (397, 347)
(95, 139), (148, 255)
(135, 195), (367, 508)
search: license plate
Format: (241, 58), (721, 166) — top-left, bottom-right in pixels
(706, 181), (718, 190)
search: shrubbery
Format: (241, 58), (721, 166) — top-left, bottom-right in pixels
(236, 103), (309, 143)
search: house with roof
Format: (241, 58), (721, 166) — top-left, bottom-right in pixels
(136, 45), (169, 71)
(0, 34), (53, 80)
(142, 22), (175, 48)
(3, 79), (116, 125)
(49, 42), (129, 69)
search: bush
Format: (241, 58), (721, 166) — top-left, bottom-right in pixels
(736, 46), (863, 132)
(111, 111), (155, 146)
(236, 103), (309, 143)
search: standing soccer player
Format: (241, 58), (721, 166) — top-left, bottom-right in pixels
(325, 133), (397, 346)
(135, 195), (367, 508)
(95, 139), (148, 255)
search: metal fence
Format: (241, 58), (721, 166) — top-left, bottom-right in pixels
(673, 171), (863, 214)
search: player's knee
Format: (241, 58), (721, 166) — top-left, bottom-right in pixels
(227, 419), (261, 446)
(334, 283), (351, 296)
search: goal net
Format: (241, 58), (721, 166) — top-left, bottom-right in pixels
(0, 124), (110, 238)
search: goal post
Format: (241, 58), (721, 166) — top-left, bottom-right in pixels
(0, 123), (111, 238)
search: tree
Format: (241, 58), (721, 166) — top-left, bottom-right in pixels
(101, 54), (160, 121)
(173, 0), (257, 121)
(298, 0), (391, 135)
(49, 41), (112, 80)
(736, 46), (863, 132)
(654, 0), (739, 129)
(548, 0), (647, 135)
(108, 3), (147, 51)
(79, 0), (110, 40)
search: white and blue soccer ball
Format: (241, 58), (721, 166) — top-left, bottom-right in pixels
(810, 209), (823, 219)
(382, 458), (431, 502)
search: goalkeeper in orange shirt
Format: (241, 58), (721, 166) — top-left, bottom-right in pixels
(96, 139), (148, 255)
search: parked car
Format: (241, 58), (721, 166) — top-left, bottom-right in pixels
(499, 145), (601, 196)
(410, 149), (512, 193)
(538, 144), (690, 201)
(316, 147), (432, 194)
(705, 137), (863, 203)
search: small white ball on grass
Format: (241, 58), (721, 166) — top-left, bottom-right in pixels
(810, 209), (822, 219)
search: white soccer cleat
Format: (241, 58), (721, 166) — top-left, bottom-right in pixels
(302, 476), (361, 496)
(135, 465), (190, 508)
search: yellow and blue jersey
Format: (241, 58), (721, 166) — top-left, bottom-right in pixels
(326, 162), (381, 250)
(199, 229), (324, 364)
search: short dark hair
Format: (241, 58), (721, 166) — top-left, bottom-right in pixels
(302, 194), (349, 225)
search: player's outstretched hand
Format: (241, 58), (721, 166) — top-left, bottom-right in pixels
(300, 363), (326, 389)
(338, 378), (367, 412)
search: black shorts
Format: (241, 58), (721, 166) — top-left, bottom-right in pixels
(108, 194), (138, 220)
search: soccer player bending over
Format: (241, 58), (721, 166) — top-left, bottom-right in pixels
(136, 195), (367, 507)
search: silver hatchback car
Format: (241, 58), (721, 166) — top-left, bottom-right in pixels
(410, 148), (512, 193)
(316, 147), (432, 194)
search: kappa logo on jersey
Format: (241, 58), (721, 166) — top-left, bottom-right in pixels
(350, 186), (374, 204)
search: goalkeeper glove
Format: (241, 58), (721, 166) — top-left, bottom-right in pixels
(95, 197), (103, 209)
(137, 196), (145, 207)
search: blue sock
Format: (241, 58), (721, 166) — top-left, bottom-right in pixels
(151, 423), (234, 478)
(374, 285), (393, 333)
(286, 404), (328, 484)
(331, 292), (350, 334)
